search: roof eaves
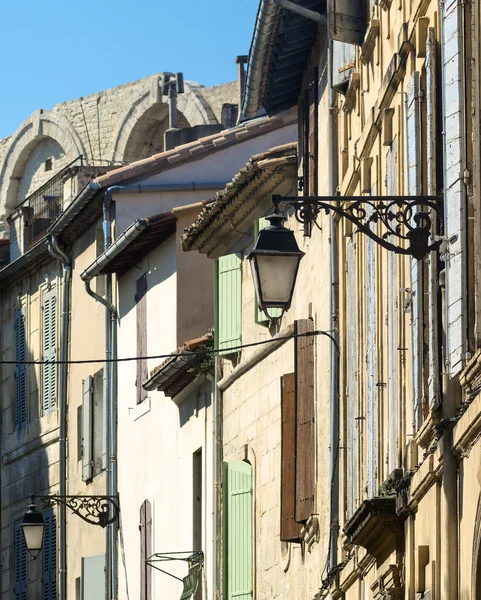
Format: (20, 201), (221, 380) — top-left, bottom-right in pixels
(81, 211), (177, 282)
(91, 110), (296, 189)
(48, 181), (101, 237)
(0, 239), (49, 283)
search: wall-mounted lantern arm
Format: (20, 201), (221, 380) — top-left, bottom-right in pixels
(272, 194), (443, 260)
(35, 494), (119, 528)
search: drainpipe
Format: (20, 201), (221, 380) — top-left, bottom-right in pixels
(327, 37), (340, 576)
(47, 236), (71, 600)
(103, 187), (117, 600)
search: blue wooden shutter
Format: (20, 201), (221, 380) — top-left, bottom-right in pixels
(82, 376), (93, 481)
(223, 461), (253, 600)
(14, 520), (27, 600)
(442, 2), (467, 377)
(15, 308), (27, 429)
(346, 238), (358, 516)
(254, 219), (282, 324)
(406, 71), (425, 430)
(387, 140), (400, 473)
(81, 555), (106, 600)
(217, 254), (242, 355)
(42, 510), (57, 600)
(42, 287), (57, 415)
(426, 27), (441, 409)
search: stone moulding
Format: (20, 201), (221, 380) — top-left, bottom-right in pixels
(360, 20), (380, 65)
(343, 73), (361, 114)
(379, 0), (393, 9)
(343, 496), (404, 559)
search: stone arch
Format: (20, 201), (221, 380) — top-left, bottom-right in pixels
(111, 78), (218, 163)
(0, 109), (86, 212)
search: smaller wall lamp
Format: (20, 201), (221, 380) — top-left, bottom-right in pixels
(21, 494), (119, 557)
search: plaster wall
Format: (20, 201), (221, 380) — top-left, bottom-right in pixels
(116, 238), (214, 600)
(65, 223), (109, 599)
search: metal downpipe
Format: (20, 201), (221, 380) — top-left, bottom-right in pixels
(327, 37), (340, 575)
(47, 236), (71, 600)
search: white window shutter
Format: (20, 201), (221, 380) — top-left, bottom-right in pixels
(346, 238), (358, 516)
(442, 3), (467, 376)
(15, 308), (27, 429)
(42, 288), (57, 415)
(387, 140), (400, 472)
(426, 27), (441, 409)
(82, 376), (93, 481)
(81, 555), (106, 600)
(367, 186), (377, 498)
(406, 71), (425, 430)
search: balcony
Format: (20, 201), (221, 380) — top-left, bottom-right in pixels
(17, 156), (84, 249)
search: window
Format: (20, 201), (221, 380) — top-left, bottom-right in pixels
(14, 520), (27, 600)
(14, 307), (27, 429)
(42, 510), (57, 600)
(42, 286), (57, 415)
(280, 319), (315, 532)
(223, 461), (252, 600)
(81, 369), (105, 481)
(44, 158), (52, 172)
(254, 219), (282, 325)
(136, 273), (148, 404)
(216, 254), (242, 355)
(140, 500), (152, 600)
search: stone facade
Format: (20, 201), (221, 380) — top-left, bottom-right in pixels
(0, 73), (239, 231)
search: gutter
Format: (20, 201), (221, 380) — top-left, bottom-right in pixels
(241, 0), (280, 120)
(47, 236), (72, 600)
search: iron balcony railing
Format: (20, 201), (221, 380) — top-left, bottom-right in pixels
(19, 156), (84, 248)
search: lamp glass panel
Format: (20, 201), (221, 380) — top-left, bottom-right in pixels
(255, 255), (300, 304)
(21, 523), (45, 552)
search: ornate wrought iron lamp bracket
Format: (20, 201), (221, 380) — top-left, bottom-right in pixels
(35, 495), (119, 528)
(272, 194), (443, 260)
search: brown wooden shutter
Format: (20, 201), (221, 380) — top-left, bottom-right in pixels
(140, 500), (152, 600)
(308, 69), (319, 197)
(295, 319), (315, 522)
(136, 274), (148, 404)
(281, 373), (302, 542)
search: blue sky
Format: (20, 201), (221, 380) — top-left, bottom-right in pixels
(0, 0), (258, 139)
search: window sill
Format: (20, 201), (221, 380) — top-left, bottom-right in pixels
(129, 398), (151, 421)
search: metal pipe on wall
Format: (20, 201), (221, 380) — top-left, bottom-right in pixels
(327, 38), (340, 575)
(47, 236), (72, 600)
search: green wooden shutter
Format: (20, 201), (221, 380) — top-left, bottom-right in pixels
(15, 308), (27, 429)
(217, 254), (242, 355)
(254, 219), (283, 324)
(42, 510), (57, 600)
(82, 376), (93, 481)
(14, 520), (27, 600)
(42, 287), (57, 415)
(223, 461), (253, 600)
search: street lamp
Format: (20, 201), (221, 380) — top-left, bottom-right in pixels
(21, 494), (119, 555)
(20, 498), (46, 558)
(247, 212), (304, 319)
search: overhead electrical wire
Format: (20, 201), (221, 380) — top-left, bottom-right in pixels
(1, 329), (334, 366)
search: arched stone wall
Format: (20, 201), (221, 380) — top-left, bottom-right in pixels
(111, 78), (218, 163)
(0, 110), (86, 212)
